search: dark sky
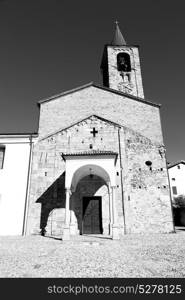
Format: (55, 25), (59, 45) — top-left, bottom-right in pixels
(0, 0), (184, 163)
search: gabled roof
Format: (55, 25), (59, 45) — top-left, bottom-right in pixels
(168, 160), (185, 169)
(37, 82), (161, 108)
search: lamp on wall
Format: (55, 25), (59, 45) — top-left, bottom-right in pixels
(89, 168), (94, 179)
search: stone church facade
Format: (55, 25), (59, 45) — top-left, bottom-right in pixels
(24, 23), (174, 239)
(0, 23), (174, 238)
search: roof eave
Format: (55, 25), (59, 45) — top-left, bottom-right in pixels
(105, 44), (140, 48)
(37, 82), (94, 105)
(37, 82), (161, 108)
(0, 133), (38, 138)
(168, 161), (185, 169)
(61, 151), (118, 163)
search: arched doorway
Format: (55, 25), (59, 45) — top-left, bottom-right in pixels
(71, 164), (111, 235)
(61, 151), (119, 240)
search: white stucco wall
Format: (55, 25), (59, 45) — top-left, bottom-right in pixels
(168, 163), (185, 198)
(0, 137), (31, 235)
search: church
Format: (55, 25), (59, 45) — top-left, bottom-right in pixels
(0, 23), (174, 239)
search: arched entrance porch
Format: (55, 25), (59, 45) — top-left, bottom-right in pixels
(70, 164), (110, 236)
(61, 151), (119, 240)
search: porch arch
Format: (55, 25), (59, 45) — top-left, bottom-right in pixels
(61, 151), (119, 240)
(70, 163), (110, 191)
(63, 154), (117, 190)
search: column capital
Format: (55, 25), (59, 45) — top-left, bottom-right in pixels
(65, 188), (72, 195)
(111, 185), (117, 190)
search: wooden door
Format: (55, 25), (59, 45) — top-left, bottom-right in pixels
(82, 197), (102, 234)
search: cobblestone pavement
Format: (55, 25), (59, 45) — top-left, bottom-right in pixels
(0, 230), (185, 277)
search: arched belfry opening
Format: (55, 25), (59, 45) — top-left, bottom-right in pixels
(100, 22), (144, 98)
(61, 151), (120, 240)
(117, 52), (131, 72)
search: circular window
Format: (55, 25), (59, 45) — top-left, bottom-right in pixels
(145, 160), (152, 166)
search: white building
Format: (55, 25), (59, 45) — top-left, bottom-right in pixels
(0, 134), (37, 235)
(168, 161), (185, 199)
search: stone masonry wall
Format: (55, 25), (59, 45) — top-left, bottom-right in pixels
(26, 115), (174, 235)
(107, 46), (144, 98)
(26, 116), (123, 235)
(120, 128), (174, 233)
(38, 86), (162, 143)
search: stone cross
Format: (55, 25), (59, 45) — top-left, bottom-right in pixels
(90, 127), (98, 138)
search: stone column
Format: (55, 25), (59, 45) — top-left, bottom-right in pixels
(111, 186), (120, 240)
(62, 188), (71, 240)
(69, 195), (77, 235)
(108, 183), (113, 236)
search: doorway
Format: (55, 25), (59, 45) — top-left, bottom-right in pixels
(82, 196), (103, 234)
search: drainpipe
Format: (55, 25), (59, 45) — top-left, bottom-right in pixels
(22, 134), (33, 236)
(118, 127), (126, 234)
(164, 150), (175, 233)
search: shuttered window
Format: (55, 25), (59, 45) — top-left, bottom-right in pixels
(172, 186), (177, 195)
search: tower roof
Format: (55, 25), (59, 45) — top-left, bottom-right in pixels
(111, 21), (126, 46)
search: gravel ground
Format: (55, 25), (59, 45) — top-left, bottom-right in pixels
(0, 230), (185, 278)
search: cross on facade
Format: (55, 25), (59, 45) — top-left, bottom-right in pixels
(90, 127), (98, 138)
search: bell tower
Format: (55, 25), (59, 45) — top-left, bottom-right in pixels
(101, 22), (144, 98)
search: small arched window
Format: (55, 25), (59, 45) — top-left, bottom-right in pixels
(117, 52), (131, 72)
(0, 145), (5, 169)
